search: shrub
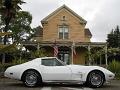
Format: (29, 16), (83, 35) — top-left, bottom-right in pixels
(12, 59), (27, 65)
(0, 63), (13, 77)
(108, 60), (120, 79)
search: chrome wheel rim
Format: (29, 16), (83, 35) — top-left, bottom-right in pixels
(90, 73), (103, 86)
(25, 71), (37, 86)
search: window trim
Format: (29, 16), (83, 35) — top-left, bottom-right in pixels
(58, 25), (69, 39)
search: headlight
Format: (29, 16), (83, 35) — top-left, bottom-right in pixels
(4, 67), (14, 78)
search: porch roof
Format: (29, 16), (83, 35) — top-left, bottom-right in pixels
(22, 41), (106, 47)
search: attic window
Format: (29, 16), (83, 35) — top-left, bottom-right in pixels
(61, 16), (66, 21)
(63, 16), (65, 20)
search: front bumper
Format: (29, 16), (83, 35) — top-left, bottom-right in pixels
(4, 68), (14, 79)
(105, 73), (115, 81)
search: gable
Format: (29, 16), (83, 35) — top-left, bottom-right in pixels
(41, 5), (87, 25)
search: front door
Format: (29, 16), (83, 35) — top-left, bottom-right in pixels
(58, 48), (70, 64)
(41, 58), (72, 81)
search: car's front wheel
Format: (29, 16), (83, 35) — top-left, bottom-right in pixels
(22, 70), (42, 87)
(86, 70), (105, 88)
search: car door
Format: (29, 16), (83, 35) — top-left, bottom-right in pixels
(41, 58), (72, 81)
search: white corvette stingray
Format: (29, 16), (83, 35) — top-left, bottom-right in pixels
(4, 57), (114, 88)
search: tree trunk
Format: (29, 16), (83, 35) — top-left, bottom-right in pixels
(2, 21), (9, 65)
(2, 53), (5, 64)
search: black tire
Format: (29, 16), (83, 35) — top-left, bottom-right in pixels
(86, 70), (105, 88)
(22, 70), (42, 87)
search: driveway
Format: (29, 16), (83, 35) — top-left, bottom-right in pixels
(0, 78), (120, 90)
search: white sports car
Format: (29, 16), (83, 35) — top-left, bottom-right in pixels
(4, 57), (115, 88)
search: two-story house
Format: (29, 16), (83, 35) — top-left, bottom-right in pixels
(23, 5), (107, 65)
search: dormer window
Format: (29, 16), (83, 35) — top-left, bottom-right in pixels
(59, 25), (69, 39)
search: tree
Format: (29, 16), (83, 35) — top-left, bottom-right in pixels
(0, 0), (26, 43)
(107, 25), (120, 48)
(0, 10), (33, 63)
(107, 47), (120, 62)
(10, 11), (32, 43)
(107, 25), (120, 62)
(0, 0), (25, 64)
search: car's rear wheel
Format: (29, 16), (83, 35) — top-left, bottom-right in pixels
(22, 70), (42, 87)
(86, 70), (105, 88)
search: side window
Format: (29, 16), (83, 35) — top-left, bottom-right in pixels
(42, 59), (53, 66)
(41, 58), (63, 66)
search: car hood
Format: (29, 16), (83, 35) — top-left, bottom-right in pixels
(67, 64), (114, 75)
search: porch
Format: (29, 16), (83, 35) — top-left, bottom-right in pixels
(22, 41), (107, 66)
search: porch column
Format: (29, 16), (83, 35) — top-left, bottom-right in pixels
(105, 44), (108, 67)
(37, 43), (40, 51)
(71, 42), (75, 64)
(71, 45), (74, 64)
(88, 44), (91, 65)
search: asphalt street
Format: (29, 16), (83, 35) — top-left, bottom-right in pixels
(0, 78), (120, 90)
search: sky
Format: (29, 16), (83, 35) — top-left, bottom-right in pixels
(21, 0), (120, 42)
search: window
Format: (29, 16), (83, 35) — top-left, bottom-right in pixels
(61, 16), (67, 21)
(58, 50), (70, 65)
(62, 16), (66, 21)
(41, 58), (63, 66)
(59, 26), (69, 39)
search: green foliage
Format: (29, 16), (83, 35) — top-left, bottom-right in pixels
(31, 48), (47, 58)
(0, 0), (32, 44)
(0, 63), (13, 73)
(0, 63), (13, 68)
(0, 0), (25, 12)
(0, 0), (26, 27)
(12, 58), (27, 65)
(9, 11), (33, 42)
(107, 25), (120, 48)
(0, 0), (31, 65)
(108, 48), (120, 56)
(107, 26), (120, 62)
(108, 60), (120, 79)
(0, 43), (17, 53)
(85, 47), (105, 65)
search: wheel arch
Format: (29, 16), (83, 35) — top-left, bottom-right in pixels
(86, 69), (106, 82)
(21, 69), (42, 82)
